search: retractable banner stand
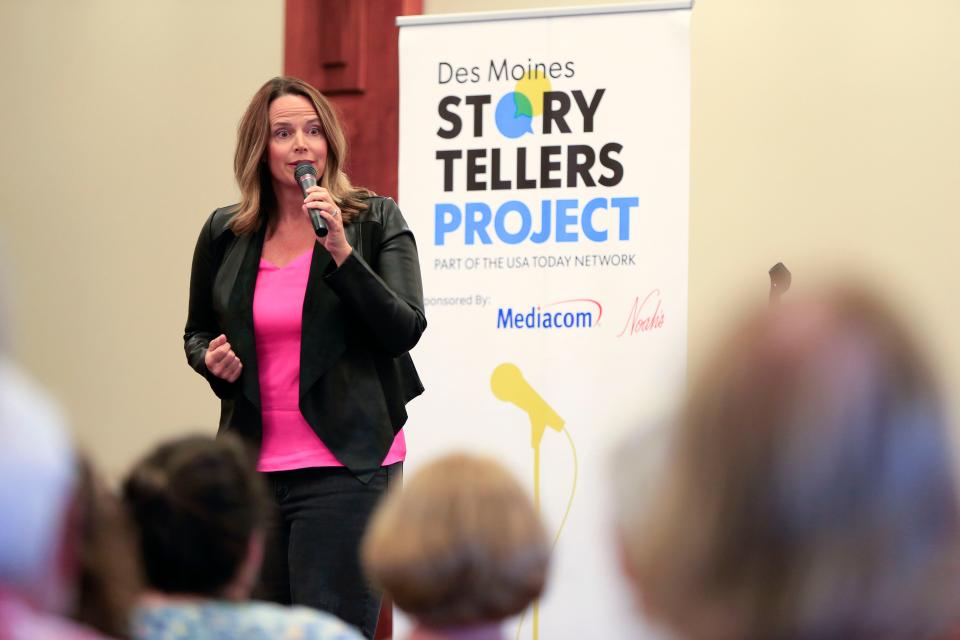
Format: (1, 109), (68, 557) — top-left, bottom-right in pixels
(397, 3), (691, 637)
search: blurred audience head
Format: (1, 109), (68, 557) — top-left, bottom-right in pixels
(122, 435), (268, 599)
(362, 453), (550, 633)
(0, 357), (78, 612)
(72, 456), (142, 638)
(617, 283), (960, 640)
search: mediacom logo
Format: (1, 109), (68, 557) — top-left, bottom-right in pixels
(496, 299), (602, 330)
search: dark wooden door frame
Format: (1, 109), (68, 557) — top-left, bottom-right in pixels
(285, 0), (423, 201)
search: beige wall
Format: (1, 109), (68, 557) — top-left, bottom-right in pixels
(685, 0), (959, 398)
(0, 1), (284, 477)
(1, 0), (958, 478)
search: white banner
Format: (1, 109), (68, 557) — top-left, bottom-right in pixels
(398, 4), (690, 637)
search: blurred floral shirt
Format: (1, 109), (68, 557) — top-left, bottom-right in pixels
(132, 600), (364, 640)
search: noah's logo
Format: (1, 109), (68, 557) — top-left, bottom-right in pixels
(617, 290), (665, 337)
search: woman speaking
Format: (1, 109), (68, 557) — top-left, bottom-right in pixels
(183, 76), (426, 638)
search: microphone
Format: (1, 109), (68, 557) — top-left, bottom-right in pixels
(294, 161), (328, 237)
(491, 363), (564, 448)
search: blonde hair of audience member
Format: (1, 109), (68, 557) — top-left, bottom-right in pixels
(619, 285), (960, 640)
(362, 454), (549, 638)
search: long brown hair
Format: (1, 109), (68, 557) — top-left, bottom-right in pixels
(619, 284), (960, 640)
(72, 456), (142, 639)
(231, 76), (372, 235)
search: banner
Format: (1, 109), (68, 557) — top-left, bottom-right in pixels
(398, 4), (691, 637)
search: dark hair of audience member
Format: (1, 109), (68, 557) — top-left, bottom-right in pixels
(618, 284), (960, 640)
(122, 435), (268, 596)
(362, 453), (550, 630)
(71, 456), (143, 639)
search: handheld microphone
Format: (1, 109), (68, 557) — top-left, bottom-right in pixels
(294, 161), (328, 237)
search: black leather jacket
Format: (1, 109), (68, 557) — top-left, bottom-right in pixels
(184, 196), (426, 481)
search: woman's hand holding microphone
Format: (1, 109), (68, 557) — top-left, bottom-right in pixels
(303, 185), (352, 266)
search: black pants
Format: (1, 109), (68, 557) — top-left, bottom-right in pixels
(255, 463), (400, 639)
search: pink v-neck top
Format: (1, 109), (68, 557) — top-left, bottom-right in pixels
(252, 249), (406, 472)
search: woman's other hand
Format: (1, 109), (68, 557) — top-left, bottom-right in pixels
(204, 334), (243, 382)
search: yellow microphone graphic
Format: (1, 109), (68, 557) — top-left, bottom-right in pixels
(491, 363), (574, 640)
(491, 363), (565, 452)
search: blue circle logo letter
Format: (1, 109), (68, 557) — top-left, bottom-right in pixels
(495, 92), (534, 138)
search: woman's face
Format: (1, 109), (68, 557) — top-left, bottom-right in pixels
(266, 93), (328, 192)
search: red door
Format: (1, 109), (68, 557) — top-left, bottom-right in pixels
(286, 0), (422, 200)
